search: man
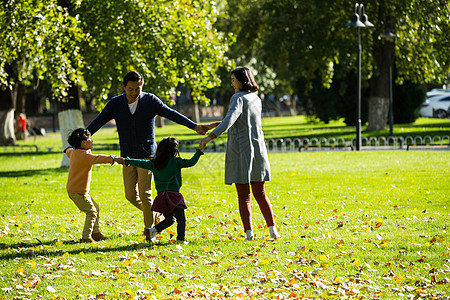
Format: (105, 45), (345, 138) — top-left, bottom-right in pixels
(87, 71), (210, 241)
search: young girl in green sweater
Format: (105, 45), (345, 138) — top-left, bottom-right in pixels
(115, 137), (205, 244)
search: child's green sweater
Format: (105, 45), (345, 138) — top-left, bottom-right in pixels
(125, 149), (204, 192)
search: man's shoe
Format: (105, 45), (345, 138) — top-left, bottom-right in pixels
(144, 227), (158, 242)
(92, 232), (108, 241)
(176, 240), (188, 245)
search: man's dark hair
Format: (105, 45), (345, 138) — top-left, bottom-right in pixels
(123, 71), (144, 87)
(68, 128), (91, 148)
(231, 67), (258, 92)
(152, 137), (179, 170)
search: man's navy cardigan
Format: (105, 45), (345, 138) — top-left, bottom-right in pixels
(86, 92), (197, 159)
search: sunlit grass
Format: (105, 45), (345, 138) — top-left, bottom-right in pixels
(0, 150), (448, 299)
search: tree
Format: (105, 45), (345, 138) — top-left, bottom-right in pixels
(74, 0), (230, 106)
(222, 0), (450, 130)
(0, 0), (84, 146)
(1, 0), (230, 161)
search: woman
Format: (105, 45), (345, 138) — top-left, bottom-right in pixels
(200, 66), (280, 241)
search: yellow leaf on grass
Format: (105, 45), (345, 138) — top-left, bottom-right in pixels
(260, 259), (269, 265)
(32, 224), (39, 228)
(204, 246), (210, 252)
(31, 262), (36, 268)
(291, 233), (298, 238)
(334, 276), (342, 283)
(60, 227), (66, 233)
(352, 258), (361, 265)
(125, 289), (133, 295)
(318, 255), (328, 261)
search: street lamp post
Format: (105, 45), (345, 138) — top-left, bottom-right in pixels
(381, 26), (396, 138)
(346, 4), (373, 151)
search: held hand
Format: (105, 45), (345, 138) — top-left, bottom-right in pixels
(194, 125), (208, 135)
(114, 157), (125, 165)
(208, 121), (221, 129)
(195, 122), (221, 135)
(199, 136), (212, 150)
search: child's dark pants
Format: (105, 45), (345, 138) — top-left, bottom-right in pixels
(154, 205), (186, 241)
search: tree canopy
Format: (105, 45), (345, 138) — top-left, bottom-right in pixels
(0, 0), (231, 105)
(224, 0), (450, 128)
(0, 0), (84, 96)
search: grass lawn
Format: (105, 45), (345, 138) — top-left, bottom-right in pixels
(0, 149), (449, 299)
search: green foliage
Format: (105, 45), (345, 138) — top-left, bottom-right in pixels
(393, 81), (427, 124)
(0, 0), (84, 96)
(305, 68), (370, 126)
(221, 0), (450, 126)
(72, 0), (231, 106)
(0, 0), (231, 104)
(0, 151), (449, 298)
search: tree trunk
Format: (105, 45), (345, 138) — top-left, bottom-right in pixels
(0, 109), (16, 145)
(0, 78), (18, 145)
(288, 94), (297, 116)
(15, 83), (26, 116)
(366, 26), (392, 132)
(58, 84), (83, 167)
(192, 101), (200, 123)
(155, 116), (164, 128)
(366, 95), (389, 131)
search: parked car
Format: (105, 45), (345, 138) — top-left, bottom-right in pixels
(419, 93), (450, 118)
(426, 88), (450, 99)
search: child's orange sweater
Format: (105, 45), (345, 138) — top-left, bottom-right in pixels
(65, 148), (113, 194)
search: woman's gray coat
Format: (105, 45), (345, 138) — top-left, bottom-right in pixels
(211, 91), (271, 185)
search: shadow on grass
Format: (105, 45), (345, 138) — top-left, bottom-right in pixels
(0, 238), (197, 260)
(0, 167), (68, 178)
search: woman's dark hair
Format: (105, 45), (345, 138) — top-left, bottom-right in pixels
(68, 128), (91, 148)
(123, 71), (144, 86)
(231, 67), (258, 92)
(152, 137), (179, 170)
